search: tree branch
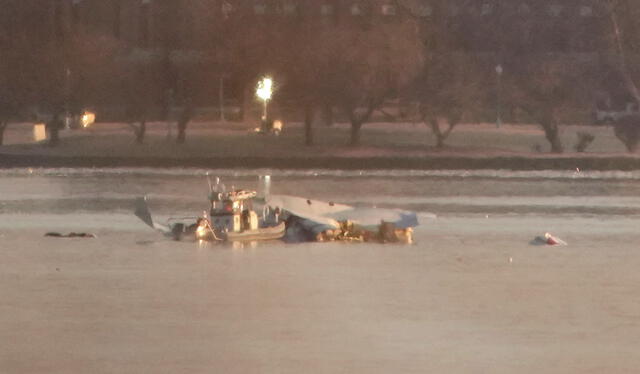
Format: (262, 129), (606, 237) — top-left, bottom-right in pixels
(606, 0), (640, 105)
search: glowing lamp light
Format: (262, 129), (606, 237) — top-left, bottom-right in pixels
(196, 223), (208, 240)
(256, 77), (273, 101)
(81, 111), (96, 128)
(256, 76), (274, 121)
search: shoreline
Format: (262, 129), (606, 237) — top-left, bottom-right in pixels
(2, 153), (640, 170)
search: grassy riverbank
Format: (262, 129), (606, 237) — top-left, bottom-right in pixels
(1, 121), (638, 170)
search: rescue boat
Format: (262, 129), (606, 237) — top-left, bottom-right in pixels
(195, 188), (285, 242)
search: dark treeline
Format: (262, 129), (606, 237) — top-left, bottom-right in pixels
(0, 0), (639, 152)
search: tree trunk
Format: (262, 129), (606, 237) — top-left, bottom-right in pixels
(176, 125), (185, 144)
(241, 82), (255, 124)
(429, 118), (445, 148)
(322, 102), (333, 127)
(428, 116), (459, 149)
(429, 118), (446, 149)
(349, 120), (362, 147)
(0, 121), (7, 146)
(609, 4), (640, 106)
(135, 121), (146, 144)
(48, 127), (60, 147)
(540, 119), (563, 153)
(304, 104), (314, 146)
(346, 101), (378, 147)
(176, 100), (193, 144)
(614, 120), (640, 152)
(46, 115), (63, 148)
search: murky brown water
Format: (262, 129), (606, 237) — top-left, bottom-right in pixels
(1, 169), (639, 373)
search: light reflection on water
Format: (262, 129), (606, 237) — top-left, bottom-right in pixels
(195, 239), (264, 252)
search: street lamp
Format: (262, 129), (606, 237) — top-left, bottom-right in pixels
(256, 76), (273, 121)
(495, 64), (503, 128)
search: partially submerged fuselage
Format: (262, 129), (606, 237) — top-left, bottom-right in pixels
(135, 178), (418, 244)
(270, 195), (416, 244)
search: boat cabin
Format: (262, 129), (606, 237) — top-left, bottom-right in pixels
(209, 190), (259, 233)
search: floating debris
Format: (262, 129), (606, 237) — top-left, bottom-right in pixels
(530, 232), (567, 246)
(45, 232), (96, 238)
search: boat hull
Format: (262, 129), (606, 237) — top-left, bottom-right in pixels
(194, 220), (286, 242)
(224, 222), (286, 242)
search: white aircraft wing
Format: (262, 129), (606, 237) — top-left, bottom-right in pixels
(326, 208), (419, 230)
(266, 194), (419, 230)
(266, 195), (345, 229)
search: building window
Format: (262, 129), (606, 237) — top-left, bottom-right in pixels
(381, 4), (396, 16)
(548, 4), (563, 17)
(580, 6), (593, 17)
(320, 4), (334, 16)
(254, 3), (267, 15)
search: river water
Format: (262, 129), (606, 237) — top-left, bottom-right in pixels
(1, 168), (639, 373)
(1, 167), (639, 216)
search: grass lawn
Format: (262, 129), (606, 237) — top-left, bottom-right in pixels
(0, 120), (636, 160)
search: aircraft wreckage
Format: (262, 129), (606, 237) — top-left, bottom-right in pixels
(134, 176), (418, 244)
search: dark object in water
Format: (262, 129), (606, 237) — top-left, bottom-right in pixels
(45, 232), (96, 238)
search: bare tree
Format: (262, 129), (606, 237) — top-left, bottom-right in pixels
(218, 8), (297, 125)
(0, 1), (47, 145)
(176, 97), (194, 144)
(123, 66), (155, 145)
(613, 114), (640, 152)
(0, 93), (11, 144)
(0, 50), (14, 146)
(398, 1), (491, 149)
(601, 0), (640, 152)
(0, 0), (125, 146)
(416, 53), (488, 148)
(604, 0), (640, 106)
(504, 55), (593, 153)
(319, 20), (424, 146)
(34, 44), (69, 147)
